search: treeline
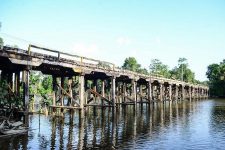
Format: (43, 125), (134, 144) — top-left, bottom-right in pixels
(121, 57), (204, 84)
(206, 60), (225, 97)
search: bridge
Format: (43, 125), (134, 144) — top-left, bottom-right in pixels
(0, 45), (209, 123)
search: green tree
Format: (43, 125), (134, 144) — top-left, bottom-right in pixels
(137, 68), (149, 75)
(122, 57), (141, 72)
(206, 61), (225, 97)
(170, 58), (195, 83)
(149, 59), (170, 77)
(29, 71), (53, 106)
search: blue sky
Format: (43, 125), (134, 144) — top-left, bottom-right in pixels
(0, 0), (225, 81)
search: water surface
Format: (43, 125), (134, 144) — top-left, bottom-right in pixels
(1, 99), (225, 150)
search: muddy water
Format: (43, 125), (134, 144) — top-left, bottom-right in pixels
(1, 99), (225, 150)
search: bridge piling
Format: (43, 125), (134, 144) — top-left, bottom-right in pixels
(22, 69), (29, 126)
(148, 80), (152, 104)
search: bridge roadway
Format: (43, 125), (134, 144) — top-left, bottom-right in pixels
(0, 45), (209, 120)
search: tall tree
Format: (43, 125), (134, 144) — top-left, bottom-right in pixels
(149, 59), (170, 77)
(122, 57), (141, 72)
(170, 58), (195, 83)
(122, 57), (149, 74)
(206, 61), (225, 97)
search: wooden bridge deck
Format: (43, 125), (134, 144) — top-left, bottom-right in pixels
(0, 45), (208, 89)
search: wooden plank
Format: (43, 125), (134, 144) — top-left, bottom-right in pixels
(87, 89), (113, 105)
(57, 84), (80, 107)
(84, 104), (113, 107)
(49, 105), (81, 109)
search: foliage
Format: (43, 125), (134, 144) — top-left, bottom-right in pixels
(137, 68), (149, 75)
(170, 58), (195, 83)
(121, 57), (198, 84)
(149, 59), (170, 77)
(29, 71), (52, 106)
(122, 57), (141, 72)
(122, 57), (148, 75)
(0, 37), (3, 49)
(206, 60), (225, 97)
(0, 80), (9, 105)
(0, 79), (23, 108)
(98, 61), (111, 70)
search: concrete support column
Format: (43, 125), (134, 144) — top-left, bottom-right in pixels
(111, 76), (116, 106)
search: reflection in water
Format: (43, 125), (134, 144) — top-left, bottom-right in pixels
(2, 99), (225, 149)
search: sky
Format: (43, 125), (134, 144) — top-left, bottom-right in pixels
(0, 0), (225, 81)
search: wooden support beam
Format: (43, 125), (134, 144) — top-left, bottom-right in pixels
(169, 84), (172, 101)
(7, 72), (13, 108)
(87, 89), (112, 104)
(111, 76), (116, 106)
(79, 75), (85, 109)
(189, 87), (192, 101)
(123, 82), (127, 103)
(182, 85), (185, 100)
(159, 83), (163, 101)
(175, 85), (178, 101)
(148, 81), (152, 103)
(132, 79), (137, 105)
(23, 70), (29, 126)
(140, 84), (143, 103)
(68, 77), (73, 106)
(101, 80), (105, 105)
(15, 71), (20, 95)
(61, 77), (65, 106)
(52, 76), (57, 106)
(57, 84), (80, 106)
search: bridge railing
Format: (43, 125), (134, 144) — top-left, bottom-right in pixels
(29, 45), (116, 71)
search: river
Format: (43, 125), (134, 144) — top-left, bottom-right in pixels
(1, 99), (225, 150)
